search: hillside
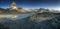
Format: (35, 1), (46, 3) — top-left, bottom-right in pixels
(0, 13), (60, 29)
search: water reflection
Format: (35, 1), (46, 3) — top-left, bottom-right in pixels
(17, 14), (33, 19)
(3, 14), (34, 20)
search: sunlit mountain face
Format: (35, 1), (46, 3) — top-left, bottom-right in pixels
(0, 0), (60, 10)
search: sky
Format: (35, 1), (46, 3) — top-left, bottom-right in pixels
(0, 0), (60, 10)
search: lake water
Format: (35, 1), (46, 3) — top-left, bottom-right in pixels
(4, 13), (34, 20)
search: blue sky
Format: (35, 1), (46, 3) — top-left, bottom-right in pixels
(0, 0), (60, 10)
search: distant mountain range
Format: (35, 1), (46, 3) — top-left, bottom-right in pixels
(37, 8), (60, 13)
(0, 8), (60, 14)
(0, 8), (32, 14)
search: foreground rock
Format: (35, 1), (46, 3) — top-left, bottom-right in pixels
(0, 13), (60, 29)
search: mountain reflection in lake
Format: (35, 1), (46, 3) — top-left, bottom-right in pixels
(17, 14), (33, 19)
(5, 14), (33, 20)
(0, 14), (60, 29)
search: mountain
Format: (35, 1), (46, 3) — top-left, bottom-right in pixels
(36, 8), (60, 13)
